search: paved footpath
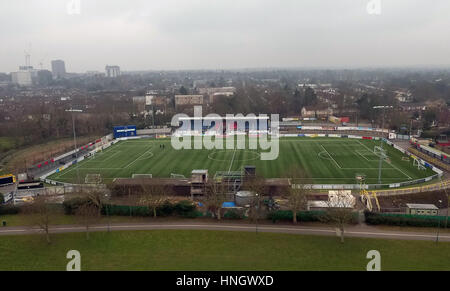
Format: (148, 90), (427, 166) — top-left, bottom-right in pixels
(0, 222), (449, 242)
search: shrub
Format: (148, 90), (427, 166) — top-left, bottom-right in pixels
(183, 210), (203, 219)
(0, 205), (20, 215)
(267, 210), (326, 223)
(62, 197), (91, 215)
(0, 193), (4, 204)
(365, 211), (449, 228)
(174, 200), (196, 216)
(223, 210), (241, 220)
(101, 201), (198, 218)
(102, 204), (150, 217)
(156, 201), (175, 217)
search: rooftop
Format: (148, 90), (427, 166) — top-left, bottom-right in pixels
(406, 204), (439, 210)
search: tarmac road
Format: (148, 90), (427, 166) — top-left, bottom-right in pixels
(0, 222), (449, 242)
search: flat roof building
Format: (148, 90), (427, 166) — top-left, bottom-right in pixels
(175, 95), (204, 107)
(406, 204), (439, 216)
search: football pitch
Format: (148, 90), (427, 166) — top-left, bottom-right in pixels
(48, 137), (435, 185)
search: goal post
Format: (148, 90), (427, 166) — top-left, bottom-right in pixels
(85, 173), (102, 184)
(132, 174), (153, 179)
(413, 158), (426, 170)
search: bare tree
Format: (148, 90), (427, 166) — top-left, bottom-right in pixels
(203, 180), (228, 221)
(85, 190), (105, 216)
(23, 195), (56, 244)
(285, 166), (310, 224)
(243, 175), (266, 224)
(139, 182), (169, 218)
(321, 193), (356, 243)
(75, 202), (101, 240)
(65, 188), (107, 236)
(287, 183), (308, 224)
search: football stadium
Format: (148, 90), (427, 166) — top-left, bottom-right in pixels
(47, 136), (435, 186)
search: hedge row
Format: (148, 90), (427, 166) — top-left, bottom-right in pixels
(0, 205), (20, 215)
(267, 210), (326, 223)
(101, 200), (199, 218)
(365, 211), (450, 228)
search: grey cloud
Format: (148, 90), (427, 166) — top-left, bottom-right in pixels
(1, 0), (450, 72)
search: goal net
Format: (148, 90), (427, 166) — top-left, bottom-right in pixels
(355, 173), (366, 182)
(170, 173), (186, 178)
(413, 158), (426, 170)
(132, 174), (153, 179)
(85, 173), (102, 184)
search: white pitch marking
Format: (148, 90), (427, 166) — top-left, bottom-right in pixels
(320, 144), (342, 169)
(357, 140), (412, 180)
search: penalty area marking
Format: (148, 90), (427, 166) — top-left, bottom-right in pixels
(54, 147), (155, 178)
(122, 147), (155, 169)
(320, 144), (342, 169)
(356, 140), (412, 180)
(318, 146), (399, 170)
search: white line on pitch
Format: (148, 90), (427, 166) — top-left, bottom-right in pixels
(357, 140), (412, 180)
(228, 148), (237, 173)
(123, 147), (154, 169)
(320, 144), (342, 169)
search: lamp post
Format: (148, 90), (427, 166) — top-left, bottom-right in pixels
(65, 108), (83, 184)
(105, 194), (111, 233)
(255, 193), (259, 234)
(373, 106), (393, 184)
(446, 193), (449, 230)
(440, 177), (449, 230)
(436, 200), (443, 243)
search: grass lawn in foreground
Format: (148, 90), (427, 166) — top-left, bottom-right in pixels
(0, 230), (449, 271)
(48, 137), (435, 184)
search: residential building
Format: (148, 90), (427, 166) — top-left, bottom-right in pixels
(301, 105), (333, 118)
(175, 95), (204, 108)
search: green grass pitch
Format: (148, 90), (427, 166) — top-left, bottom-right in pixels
(48, 137), (435, 184)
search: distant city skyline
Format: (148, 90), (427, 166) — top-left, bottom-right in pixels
(1, 0), (450, 73)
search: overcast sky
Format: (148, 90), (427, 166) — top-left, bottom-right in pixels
(1, 0), (450, 73)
